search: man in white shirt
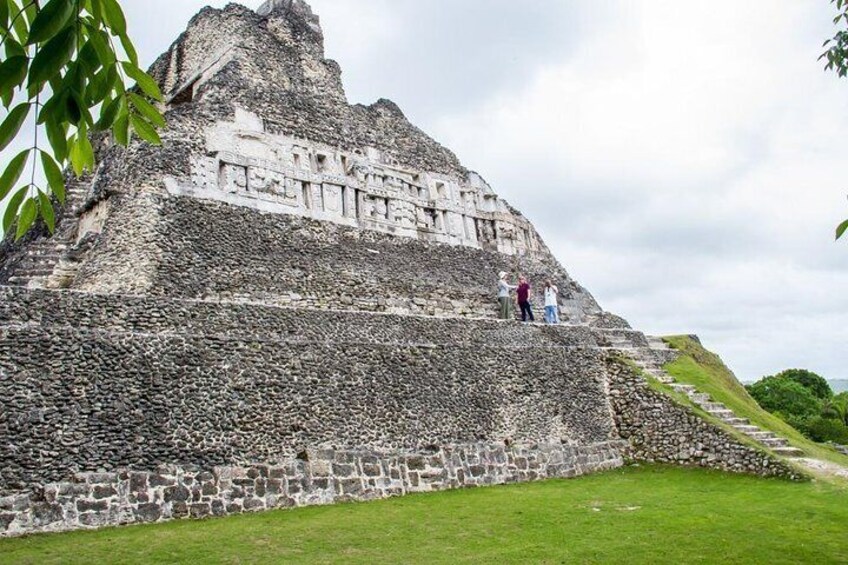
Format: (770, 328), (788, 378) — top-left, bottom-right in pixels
(544, 280), (559, 324)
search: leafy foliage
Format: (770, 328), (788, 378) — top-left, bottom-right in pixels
(823, 392), (848, 426)
(822, 1), (848, 240)
(822, 0), (848, 77)
(0, 0), (164, 240)
(801, 416), (848, 444)
(745, 376), (822, 421)
(774, 368), (833, 400)
(747, 369), (848, 446)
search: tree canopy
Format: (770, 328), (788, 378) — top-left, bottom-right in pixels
(0, 0), (164, 240)
(774, 368), (833, 401)
(746, 375), (822, 421)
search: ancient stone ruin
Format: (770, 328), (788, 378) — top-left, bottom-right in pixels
(0, 0), (799, 537)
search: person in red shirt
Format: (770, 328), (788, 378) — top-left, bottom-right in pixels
(517, 275), (534, 322)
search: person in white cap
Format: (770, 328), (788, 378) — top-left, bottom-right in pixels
(497, 271), (517, 320)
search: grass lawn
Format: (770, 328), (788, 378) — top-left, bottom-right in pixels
(663, 335), (848, 469)
(1, 466), (846, 564)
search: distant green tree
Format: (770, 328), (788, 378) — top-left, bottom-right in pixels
(1, 0), (164, 240)
(803, 416), (848, 444)
(774, 368), (833, 400)
(746, 376), (822, 421)
(823, 392), (848, 426)
(821, 0), (848, 240)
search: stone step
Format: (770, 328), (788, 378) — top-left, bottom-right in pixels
(710, 409), (735, 419)
(725, 417), (750, 426)
(758, 437), (789, 448)
(702, 402), (727, 412)
(672, 384), (697, 393)
(734, 425), (761, 434)
(747, 431), (779, 441)
(691, 393), (711, 403)
(772, 446), (804, 458)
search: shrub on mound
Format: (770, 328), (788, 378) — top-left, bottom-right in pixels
(803, 417), (848, 444)
(774, 369), (833, 401)
(746, 376), (822, 421)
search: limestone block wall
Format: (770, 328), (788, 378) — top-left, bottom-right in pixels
(0, 442), (625, 537)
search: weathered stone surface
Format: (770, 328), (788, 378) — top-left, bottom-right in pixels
(0, 442), (625, 537)
(0, 291), (618, 492)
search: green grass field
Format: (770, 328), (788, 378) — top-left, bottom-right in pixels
(663, 336), (848, 468)
(1, 466), (846, 564)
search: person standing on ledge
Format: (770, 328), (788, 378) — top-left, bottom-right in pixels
(497, 271), (517, 320)
(544, 280), (559, 324)
(517, 275), (534, 323)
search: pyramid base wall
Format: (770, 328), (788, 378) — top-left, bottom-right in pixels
(0, 441), (626, 537)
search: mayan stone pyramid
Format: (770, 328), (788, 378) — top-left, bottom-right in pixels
(0, 0), (797, 537)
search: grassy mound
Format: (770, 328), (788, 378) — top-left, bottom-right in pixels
(1, 466), (846, 564)
(663, 335), (848, 468)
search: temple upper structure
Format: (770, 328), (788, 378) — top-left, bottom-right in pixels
(168, 109), (540, 255)
(0, 0), (624, 327)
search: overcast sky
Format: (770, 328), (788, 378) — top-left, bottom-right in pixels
(8, 0), (848, 382)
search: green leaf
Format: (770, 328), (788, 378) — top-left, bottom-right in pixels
(119, 31), (138, 67)
(0, 0), (8, 30)
(45, 118), (69, 162)
(83, 27), (115, 65)
(27, 0), (76, 45)
(12, 2), (29, 43)
(5, 36), (26, 59)
(0, 55), (29, 97)
(129, 114), (161, 145)
(22, 0), (36, 27)
(77, 39), (102, 75)
(28, 26), (76, 87)
(100, 0), (125, 35)
(69, 90), (93, 126)
(15, 196), (36, 240)
(69, 132), (94, 175)
(64, 91), (82, 123)
(837, 219), (848, 241)
(0, 102), (29, 151)
(37, 88), (65, 124)
(0, 149), (29, 200)
(41, 149), (65, 204)
(113, 113), (128, 145)
(89, 63), (119, 106)
(37, 190), (55, 232)
(3, 186), (27, 233)
(89, 0), (103, 24)
(128, 92), (165, 128)
(95, 94), (121, 130)
(122, 62), (162, 101)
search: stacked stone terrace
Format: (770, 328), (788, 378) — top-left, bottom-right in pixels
(0, 0), (801, 537)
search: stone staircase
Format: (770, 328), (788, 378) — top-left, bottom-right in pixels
(668, 382), (803, 458)
(5, 180), (88, 289)
(608, 332), (804, 459)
